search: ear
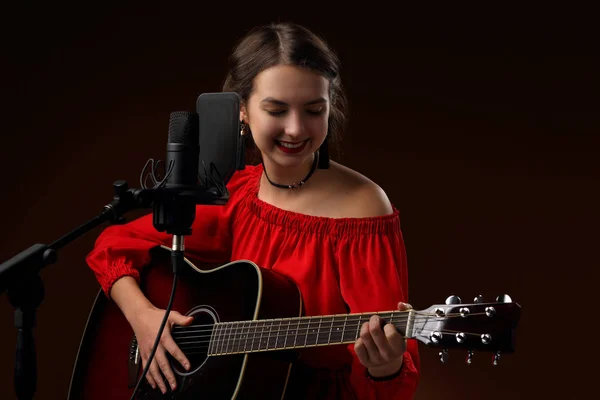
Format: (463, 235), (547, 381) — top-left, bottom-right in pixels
(240, 102), (248, 123)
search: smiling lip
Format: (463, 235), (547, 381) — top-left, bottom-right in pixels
(275, 139), (308, 154)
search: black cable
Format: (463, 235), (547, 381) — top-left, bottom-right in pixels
(128, 250), (183, 400)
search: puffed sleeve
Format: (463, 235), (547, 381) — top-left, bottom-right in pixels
(334, 209), (420, 399)
(85, 167), (252, 298)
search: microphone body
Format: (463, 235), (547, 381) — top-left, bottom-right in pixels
(152, 111), (200, 237)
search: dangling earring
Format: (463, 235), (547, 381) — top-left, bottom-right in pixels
(237, 121), (246, 169)
(317, 135), (329, 169)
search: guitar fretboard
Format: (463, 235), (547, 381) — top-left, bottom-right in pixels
(207, 312), (413, 356)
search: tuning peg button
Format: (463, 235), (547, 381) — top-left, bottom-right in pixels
(496, 294), (513, 303)
(493, 351), (501, 366)
(431, 331), (443, 343)
(445, 295), (461, 305)
(439, 349), (449, 363)
(481, 334), (492, 345)
(466, 350), (474, 365)
(474, 295), (484, 303)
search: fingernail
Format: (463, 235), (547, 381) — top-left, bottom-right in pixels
(171, 382), (177, 390)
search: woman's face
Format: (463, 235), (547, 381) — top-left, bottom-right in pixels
(243, 64), (330, 169)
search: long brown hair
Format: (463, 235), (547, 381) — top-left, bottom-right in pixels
(222, 22), (347, 161)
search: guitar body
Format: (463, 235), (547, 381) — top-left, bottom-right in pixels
(68, 247), (303, 400)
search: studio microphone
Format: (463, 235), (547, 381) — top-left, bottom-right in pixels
(152, 111), (200, 241)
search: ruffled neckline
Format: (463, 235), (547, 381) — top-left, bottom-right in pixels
(240, 164), (401, 238)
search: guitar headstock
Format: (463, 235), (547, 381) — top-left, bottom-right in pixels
(411, 294), (521, 366)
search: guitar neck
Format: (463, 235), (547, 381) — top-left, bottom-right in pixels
(207, 311), (414, 356)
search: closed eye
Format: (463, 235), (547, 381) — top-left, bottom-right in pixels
(265, 109), (325, 117)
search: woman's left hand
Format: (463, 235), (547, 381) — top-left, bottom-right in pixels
(354, 301), (412, 378)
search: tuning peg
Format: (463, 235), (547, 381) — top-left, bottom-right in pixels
(439, 349), (449, 363)
(496, 294), (513, 303)
(445, 295), (461, 305)
(474, 295), (484, 303)
(493, 351), (501, 366)
(466, 350), (474, 365)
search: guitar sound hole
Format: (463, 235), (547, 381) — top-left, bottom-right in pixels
(170, 306), (218, 376)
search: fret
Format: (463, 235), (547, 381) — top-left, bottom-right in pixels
(240, 322), (248, 352)
(275, 319), (283, 349)
(316, 318), (323, 345)
(225, 323), (234, 354)
(254, 320), (265, 351)
(234, 322), (244, 353)
(250, 320), (258, 352)
(272, 320), (280, 349)
(316, 317), (332, 345)
(240, 322), (252, 351)
(303, 316), (312, 347)
(213, 323), (219, 354)
(327, 317), (335, 344)
(355, 316), (362, 341)
(220, 323), (226, 354)
(232, 322), (240, 353)
(293, 318), (301, 347)
(341, 316), (360, 342)
(264, 320), (271, 351)
(340, 317), (351, 343)
(209, 323), (218, 355)
(231, 322), (239, 354)
(219, 323), (227, 354)
(327, 316), (342, 343)
(225, 323), (233, 354)
(207, 324), (214, 355)
(283, 318), (291, 349)
(266, 320), (275, 350)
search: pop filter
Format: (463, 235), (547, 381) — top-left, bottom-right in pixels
(196, 92), (244, 192)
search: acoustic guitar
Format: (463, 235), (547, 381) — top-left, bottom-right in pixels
(67, 246), (521, 399)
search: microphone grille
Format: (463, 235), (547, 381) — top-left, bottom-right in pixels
(168, 111), (199, 145)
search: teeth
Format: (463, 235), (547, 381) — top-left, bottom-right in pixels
(278, 141), (305, 149)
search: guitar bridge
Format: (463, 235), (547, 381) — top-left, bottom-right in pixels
(128, 335), (141, 388)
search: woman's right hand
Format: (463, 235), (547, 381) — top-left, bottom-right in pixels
(131, 306), (194, 394)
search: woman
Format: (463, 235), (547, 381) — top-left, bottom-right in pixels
(86, 22), (420, 399)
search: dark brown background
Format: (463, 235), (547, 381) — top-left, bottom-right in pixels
(1, 4), (597, 400)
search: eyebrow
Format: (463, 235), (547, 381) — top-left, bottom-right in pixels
(260, 97), (327, 106)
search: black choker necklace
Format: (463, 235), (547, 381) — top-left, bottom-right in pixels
(262, 152), (320, 189)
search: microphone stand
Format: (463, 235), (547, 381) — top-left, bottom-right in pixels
(0, 180), (153, 400)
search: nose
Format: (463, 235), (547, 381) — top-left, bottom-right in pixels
(283, 113), (306, 139)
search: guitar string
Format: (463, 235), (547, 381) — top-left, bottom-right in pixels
(175, 316), (413, 344)
(176, 326), (476, 352)
(175, 327), (490, 355)
(170, 313), (414, 338)
(169, 310), (444, 335)
(161, 313), (492, 353)
(169, 311), (476, 338)
(176, 321), (482, 348)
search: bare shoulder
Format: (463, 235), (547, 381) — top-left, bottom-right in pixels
(322, 162), (394, 218)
